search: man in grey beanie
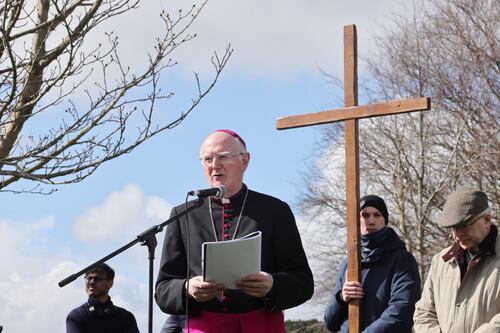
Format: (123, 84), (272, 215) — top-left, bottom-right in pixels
(414, 188), (499, 333)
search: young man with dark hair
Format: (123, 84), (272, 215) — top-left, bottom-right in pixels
(66, 263), (139, 333)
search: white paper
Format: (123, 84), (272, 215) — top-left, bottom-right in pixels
(202, 231), (262, 289)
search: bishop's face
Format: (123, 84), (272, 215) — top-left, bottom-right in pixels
(200, 132), (249, 198)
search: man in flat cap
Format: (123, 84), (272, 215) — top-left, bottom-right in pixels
(414, 188), (500, 333)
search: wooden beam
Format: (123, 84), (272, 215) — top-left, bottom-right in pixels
(343, 24), (361, 333)
(276, 97), (430, 130)
(345, 118), (361, 332)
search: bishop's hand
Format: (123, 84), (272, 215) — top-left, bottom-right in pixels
(186, 276), (225, 302)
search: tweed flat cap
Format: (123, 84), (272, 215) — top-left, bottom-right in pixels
(438, 188), (490, 228)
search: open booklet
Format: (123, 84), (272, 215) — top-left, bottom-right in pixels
(202, 231), (262, 289)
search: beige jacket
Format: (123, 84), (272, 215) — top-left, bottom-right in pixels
(414, 225), (500, 333)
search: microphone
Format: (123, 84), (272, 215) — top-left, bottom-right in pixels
(188, 185), (226, 198)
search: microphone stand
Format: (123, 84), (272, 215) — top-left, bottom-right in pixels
(59, 196), (204, 333)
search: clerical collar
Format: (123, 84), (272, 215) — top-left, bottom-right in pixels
(213, 184), (248, 205)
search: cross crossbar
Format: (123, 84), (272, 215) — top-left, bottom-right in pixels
(277, 97), (430, 130)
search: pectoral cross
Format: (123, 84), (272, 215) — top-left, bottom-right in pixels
(276, 25), (430, 332)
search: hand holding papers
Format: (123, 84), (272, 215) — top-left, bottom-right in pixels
(202, 231), (261, 289)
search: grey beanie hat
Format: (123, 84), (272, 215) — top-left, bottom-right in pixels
(438, 188), (490, 228)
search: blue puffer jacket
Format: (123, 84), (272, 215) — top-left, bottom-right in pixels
(324, 227), (421, 333)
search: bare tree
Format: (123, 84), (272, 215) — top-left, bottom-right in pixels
(299, 0), (499, 302)
(0, 0), (232, 193)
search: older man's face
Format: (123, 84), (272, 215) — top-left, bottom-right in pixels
(200, 132), (249, 197)
(452, 214), (491, 250)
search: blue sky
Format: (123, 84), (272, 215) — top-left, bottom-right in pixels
(0, 0), (412, 331)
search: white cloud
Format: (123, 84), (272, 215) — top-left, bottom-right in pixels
(0, 185), (174, 333)
(0, 218), (80, 332)
(0, 216), (58, 275)
(100, 0), (411, 78)
(166, 0), (409, 77)
(73, 183), (172, 244)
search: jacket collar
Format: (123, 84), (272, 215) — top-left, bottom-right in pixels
(88, 295), (113, 307)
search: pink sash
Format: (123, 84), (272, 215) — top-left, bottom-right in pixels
(186, 309), (285, 333)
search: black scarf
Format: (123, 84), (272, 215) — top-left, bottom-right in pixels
(360, 227), (399, 263)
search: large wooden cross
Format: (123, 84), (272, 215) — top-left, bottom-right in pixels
(276, 25), (430, 332)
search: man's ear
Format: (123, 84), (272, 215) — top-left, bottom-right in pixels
(108, 279), (114, 290)
(241, 152), (250, 171)
(484, 214), (492, 227)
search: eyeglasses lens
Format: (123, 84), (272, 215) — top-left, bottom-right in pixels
(85, 276), (105, 283)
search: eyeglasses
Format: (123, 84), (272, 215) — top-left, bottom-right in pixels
(199, 152), (244, 166)
(84, 275), (107, 283)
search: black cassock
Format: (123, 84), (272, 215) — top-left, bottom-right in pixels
(155, 184), (314, 315)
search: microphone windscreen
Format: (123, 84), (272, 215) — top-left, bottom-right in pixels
(217, 185), (227, 198)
